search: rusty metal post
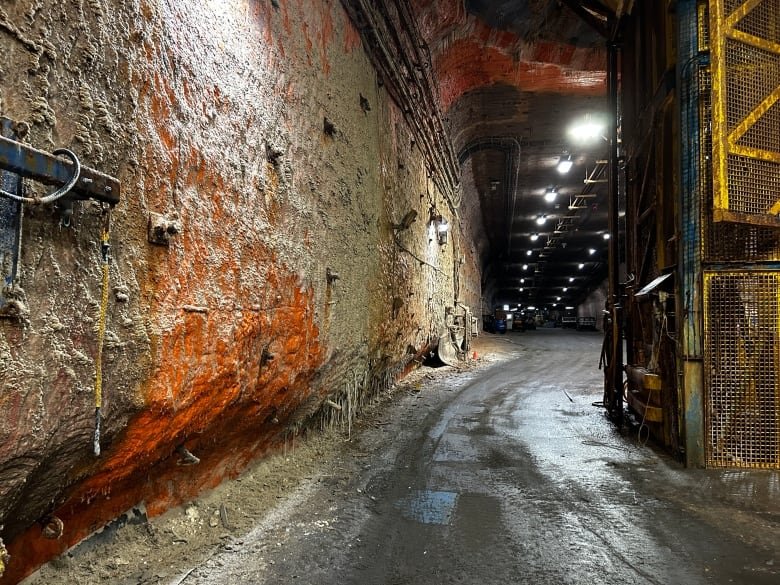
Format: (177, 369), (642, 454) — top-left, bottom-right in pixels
(677, 0), (706, 467)
(607, 38), (623, 424)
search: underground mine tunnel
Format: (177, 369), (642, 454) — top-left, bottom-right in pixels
(1, 0), (779, 582)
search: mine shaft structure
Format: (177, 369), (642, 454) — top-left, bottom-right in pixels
(610, 0), (780, 468)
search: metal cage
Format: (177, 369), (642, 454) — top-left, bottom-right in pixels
(710, 0), (780, 227)
(704, 271), (780, 468)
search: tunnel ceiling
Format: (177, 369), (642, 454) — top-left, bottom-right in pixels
(409, 0), (613, 311)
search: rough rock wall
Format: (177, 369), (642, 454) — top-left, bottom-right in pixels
(455, 159), (487, 316)
(0, 1), (470, 580)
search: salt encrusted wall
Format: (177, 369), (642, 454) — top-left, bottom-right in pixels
(0, 1), (476, 580)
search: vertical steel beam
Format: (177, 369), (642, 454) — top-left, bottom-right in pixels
(677, 0), (706, 467)
(607, 37), (623, 424)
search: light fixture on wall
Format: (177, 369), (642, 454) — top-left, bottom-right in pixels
(436, 217), (449, 245)
(603, 232), (610, 240)
(429, 208), (449, 245)
(578, 263), (585, 269)
(544, 188), (558, 202)
(535, 214), (547, 226)
(526, 249), (533, 256)
(556, 155), (573, 174)
(530, 233), (539, 241)
(588, 248), (596, 255)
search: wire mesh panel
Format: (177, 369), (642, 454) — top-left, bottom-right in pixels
(710, 0), (780, 226)
(699, 67), (780, 261)
(704, 271), (780, 468)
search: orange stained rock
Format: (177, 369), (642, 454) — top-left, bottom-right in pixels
(5, 267), (324, 584)
(435, 38), (606, 111)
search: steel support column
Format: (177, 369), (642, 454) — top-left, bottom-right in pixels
(607, 38), (623, 424)
(677, 0), (706, 467)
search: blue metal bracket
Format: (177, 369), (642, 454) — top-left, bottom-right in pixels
(0, 117), (121, 315)
(0, 118), (120, 206)
(0, 119), (22, 313)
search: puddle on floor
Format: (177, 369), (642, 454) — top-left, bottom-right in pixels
(395, 490), (459, 525)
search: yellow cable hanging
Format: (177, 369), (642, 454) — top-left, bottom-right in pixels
(94, 207), (111, 456)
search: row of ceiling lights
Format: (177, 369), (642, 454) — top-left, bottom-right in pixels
(517, 115), (608, 310)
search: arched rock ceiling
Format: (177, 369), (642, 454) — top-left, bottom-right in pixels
(411, 0), (611, 310)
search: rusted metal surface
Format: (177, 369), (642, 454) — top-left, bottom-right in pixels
(703, 270), (780, 468)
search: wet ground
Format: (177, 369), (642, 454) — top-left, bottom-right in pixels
(23, 330), (780, 584)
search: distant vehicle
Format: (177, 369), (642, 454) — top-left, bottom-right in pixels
(576, 316), (597, 331)
(494, 318), (507, 333)
(561, 316), (577, 328)
(493, 309), (508, 334)
(483, 313), (507, 333)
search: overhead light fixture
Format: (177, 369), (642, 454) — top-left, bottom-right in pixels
(578, 263), (585, 269)
(530, 233), (539, 241)
(503, 304), (510, 311)
(568, 115), (605, 142)
(519, 287), (524, 292)
(522, 264), (529, 270)
(556, 155), (573, 174)
(563, 287), (568, 292)
(569, 277), (575, 283)
(588, 248), (596, 255)
(535, 215), (547, 226)
(527, 305), (536, 311)
(565, 305), (574, 310)
(520, 278), (525, 284)
(603, 233), (610, 240)
(544, 188), (558, 202)
(556, 296), (562, 301)
(526, 249), (533, 256)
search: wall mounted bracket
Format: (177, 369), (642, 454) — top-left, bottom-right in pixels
(0, 116), (121, 316)
(0, 121), (120, 206)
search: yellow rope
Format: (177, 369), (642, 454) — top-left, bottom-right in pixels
(94, 212), (111, 456)
(95, 243), (109, 408)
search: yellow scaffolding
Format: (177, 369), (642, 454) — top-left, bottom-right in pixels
(710, 0), (780, 226)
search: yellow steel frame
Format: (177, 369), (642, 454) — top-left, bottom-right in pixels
(710, 0), (780, 226)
